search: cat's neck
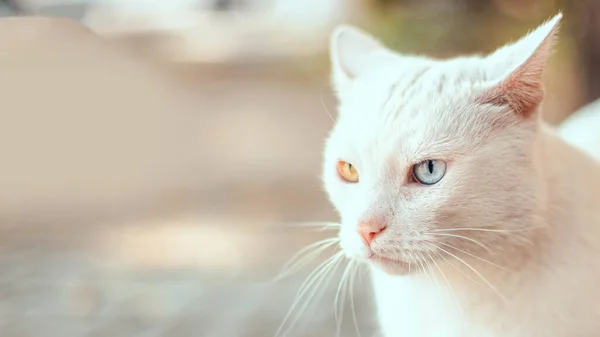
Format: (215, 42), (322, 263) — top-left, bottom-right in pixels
(538, 124), (600, 234)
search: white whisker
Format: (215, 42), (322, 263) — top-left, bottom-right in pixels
(427, 233), (490, 252)
(284, 221), (341, 228)
(349, 260), (362, 337)
(431, 226), (544, 234)
(421, 252), (442, 295)
(296, 250), (342, 298)
(321, 89), (336, 123)
(438, 242), (511, 273)
(434, 244), (507, 303)
(275, 251), (344, 337)
(335, 260), (353, 337)
(285, 254), (343, 337)
(415, 254), (432, 285)
(271, 238), (339, 283)
(425, 243), (464, 319)
(428, 244), (477, 284)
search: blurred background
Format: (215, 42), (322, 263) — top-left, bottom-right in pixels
(0, 0), (597, 336)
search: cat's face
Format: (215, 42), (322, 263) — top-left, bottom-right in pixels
(323, 14), (561, 274)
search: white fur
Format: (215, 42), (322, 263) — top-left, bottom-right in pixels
(323, 13), (600, 337)
(558, 98), (600, 162)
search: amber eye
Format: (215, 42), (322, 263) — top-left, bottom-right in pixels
(337, 161), (359, 183)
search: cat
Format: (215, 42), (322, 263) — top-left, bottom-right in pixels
(322, 13), (600, 337)
(559, 98), (600, 162)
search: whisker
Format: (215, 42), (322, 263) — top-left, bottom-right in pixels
(425, 243), (464, 319)
(304, 227), (341, 234)
(434, 245), (507, 303)
(428, 244), (477, 284)
(430, 226), (544, 234)
(349, 261), (362, 337)
(296, 250), (342, 297)
(285, 255), (343, 337)
(424, 251), (451, 332)
(271, 238), (339, 283)
(335, 260), (353, 337)
(421, 252), (442, 295)
(282, 237), (339, 269)
(320, 88), (336, 123)
(427, 233), (490, 252)
(438, 242), (511, 273)
(415, 254), (432, 285)
(275, 252), (344, 337)
(283, 221), (341, 229)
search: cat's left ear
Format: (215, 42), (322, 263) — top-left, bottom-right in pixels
(330, 25), (385, 95)
(479, 13), (562, 118)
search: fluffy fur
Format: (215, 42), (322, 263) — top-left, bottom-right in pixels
(323, 13), (600, 337)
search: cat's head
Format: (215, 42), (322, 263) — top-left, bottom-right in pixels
(323, 14), (561, 274)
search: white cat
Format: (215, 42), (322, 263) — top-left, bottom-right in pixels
(322, 13), (600, 337)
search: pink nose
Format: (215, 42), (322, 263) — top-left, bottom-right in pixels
(358, 219), (387, 245)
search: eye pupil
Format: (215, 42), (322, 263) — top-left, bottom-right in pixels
(337, 160), (359, 183)
(412, 159), (447, 185)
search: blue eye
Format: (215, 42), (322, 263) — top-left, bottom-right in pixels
(413, 160), (447, 185)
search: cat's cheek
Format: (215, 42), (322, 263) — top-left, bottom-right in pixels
(323, 177), (346, 210)
(327, 182), (364, 217)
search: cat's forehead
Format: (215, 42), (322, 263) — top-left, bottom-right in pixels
(361, 56), (486, 113)
(338, 58), (486, 167)
(336, 56), (489, 150)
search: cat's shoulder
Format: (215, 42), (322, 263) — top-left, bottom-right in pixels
(558, 100), (600, 162)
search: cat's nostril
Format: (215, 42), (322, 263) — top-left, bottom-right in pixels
(357, 220), (386, 246)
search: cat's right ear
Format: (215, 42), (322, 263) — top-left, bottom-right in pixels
(478, 13), (562, 119)
(330, 25), (384, 95)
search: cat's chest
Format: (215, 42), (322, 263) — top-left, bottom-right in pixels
(370, 269), (501, 337)
(372, 274), (464, 337)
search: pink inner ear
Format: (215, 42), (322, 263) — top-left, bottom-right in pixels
(477, 14), (560, 119)
(478, 64), (544, 118)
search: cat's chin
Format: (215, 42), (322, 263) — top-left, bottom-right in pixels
(369, 256), (412, 276)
